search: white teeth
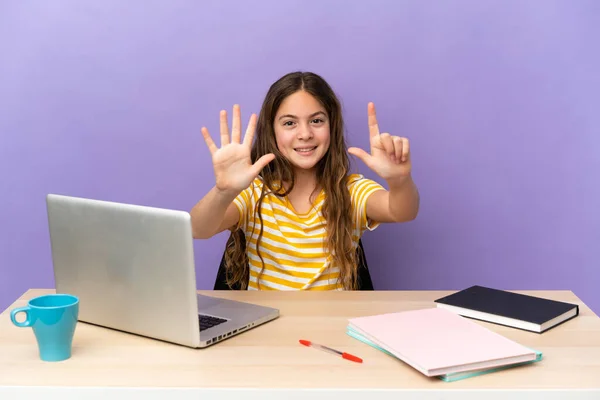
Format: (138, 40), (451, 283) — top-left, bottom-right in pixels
(296, 147), (316, 153)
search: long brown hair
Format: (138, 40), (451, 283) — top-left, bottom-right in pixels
(222, 71), (359, 290)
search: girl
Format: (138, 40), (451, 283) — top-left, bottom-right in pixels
(191, 71), (419, 291)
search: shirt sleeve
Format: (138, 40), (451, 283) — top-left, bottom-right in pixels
(348, 174), (386, 235)
(232, 179), (259, 232)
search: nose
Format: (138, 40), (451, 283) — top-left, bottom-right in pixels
(296, 122), (313, 140)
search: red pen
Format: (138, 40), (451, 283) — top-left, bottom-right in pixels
(299, 339), (363, 363)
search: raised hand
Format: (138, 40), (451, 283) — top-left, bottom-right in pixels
(201, 104), (275, 195)
(348, 102), (411, 182)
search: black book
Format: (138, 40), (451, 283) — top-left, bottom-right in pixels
(434, 285), (579, 333)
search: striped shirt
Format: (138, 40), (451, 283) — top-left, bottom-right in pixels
(232, 174), (385, 290)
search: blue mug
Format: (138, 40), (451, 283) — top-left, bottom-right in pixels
(10, 294), (79, 362)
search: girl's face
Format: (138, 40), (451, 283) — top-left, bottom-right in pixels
(273, 90), (331, 174)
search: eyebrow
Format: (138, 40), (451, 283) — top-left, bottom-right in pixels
(278, 111), (326, 121)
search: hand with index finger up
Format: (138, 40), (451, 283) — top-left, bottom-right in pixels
(348, 102), (412, 184)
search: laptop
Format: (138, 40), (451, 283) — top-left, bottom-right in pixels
(45, 193), (279, 348)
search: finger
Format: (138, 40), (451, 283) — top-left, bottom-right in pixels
(201, 127), (218, 155)
(368, 102), (380, 138)
(250, 153), (275, 176)
(219, 110), (230, 146)
(401, 138), (410, 162)
(231, 104), (241, 144)
(348, 147), (374, 169)
(379, 133), (395, 158)
(242, 113), (258, 147)
(393, 137), (403, 164)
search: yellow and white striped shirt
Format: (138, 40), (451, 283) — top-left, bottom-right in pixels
(233, 174), (385, 290)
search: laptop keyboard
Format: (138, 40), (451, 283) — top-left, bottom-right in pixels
(199, 314), (227, 331)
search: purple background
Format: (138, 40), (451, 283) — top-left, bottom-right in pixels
(1, 1), (599, 314)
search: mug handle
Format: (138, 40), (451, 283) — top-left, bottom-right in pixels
(10, 307), (32, 327)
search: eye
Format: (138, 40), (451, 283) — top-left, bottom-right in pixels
(283, 120), (295, 127)
(311, 118), (324, 124)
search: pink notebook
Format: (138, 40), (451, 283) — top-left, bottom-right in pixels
(348, 307), (537, 376)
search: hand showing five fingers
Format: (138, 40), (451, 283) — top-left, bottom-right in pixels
(201, 105), (275, 195)
(348, 102), (412, 183)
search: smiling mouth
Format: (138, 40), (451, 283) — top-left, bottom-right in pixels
(295, 146), (317, 153)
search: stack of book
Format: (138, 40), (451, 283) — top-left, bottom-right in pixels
(346, 285), (578, 382)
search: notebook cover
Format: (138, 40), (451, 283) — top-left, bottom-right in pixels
(347, 307), (537, 377)
(346, 326), (543, 382)
(434, 285), (579, 329)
